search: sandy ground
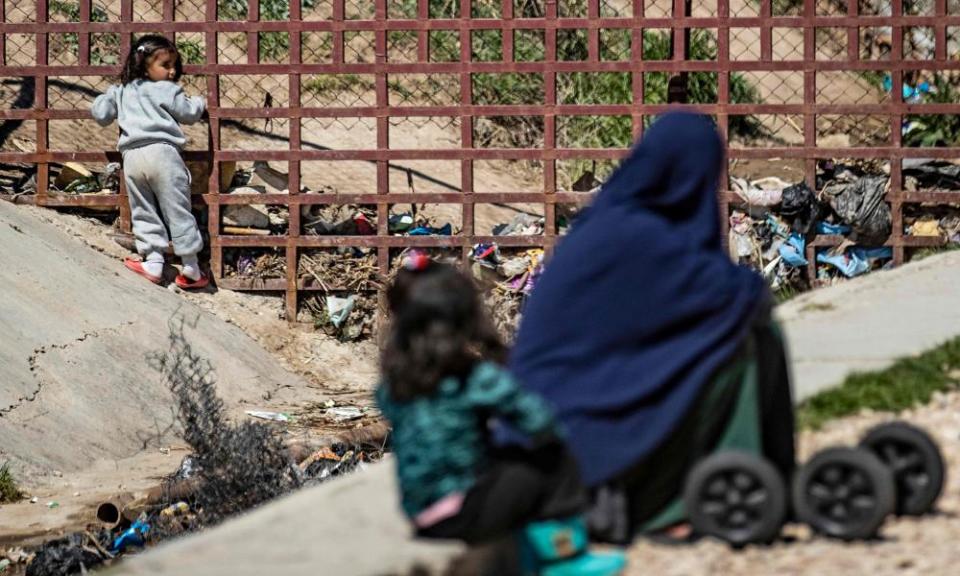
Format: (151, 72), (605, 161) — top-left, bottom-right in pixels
(625, 391), (960, 575)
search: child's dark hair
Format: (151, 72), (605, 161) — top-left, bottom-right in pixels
(121, 35), (183, 85)
(381, 258), (506, 402)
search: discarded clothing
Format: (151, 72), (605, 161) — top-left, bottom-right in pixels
(816, 221), (852, 235)
(778, 233), (808, 267)
(408, 223), (452, 236)
(816, 247), (893, 278)
(388, 213), (415, 233)
(728, 211), (756, 260)
(881, 75), (932, 103)
(471, 243), (501, 270)
(824, 175), (892, 245)
(731, 176), (788, 207)
(111, 520), (150, 554)
(493, 213), (545, 236)
(509, 113), (765, 487)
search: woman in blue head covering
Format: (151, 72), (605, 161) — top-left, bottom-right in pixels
(509, 112), (795, 542)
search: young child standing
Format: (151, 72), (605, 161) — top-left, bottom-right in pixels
(91, 35), (208, 289)
(376, 253), (625, 576)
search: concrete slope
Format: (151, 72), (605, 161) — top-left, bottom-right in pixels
(777, 250), (960, 402)
(0, 201), (323, 480)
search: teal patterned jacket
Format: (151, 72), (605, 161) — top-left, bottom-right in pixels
(376, 361), (557, 518)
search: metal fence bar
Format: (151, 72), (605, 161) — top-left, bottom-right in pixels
(1, 0), (958, 320)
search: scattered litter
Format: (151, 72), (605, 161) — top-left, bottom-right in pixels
(822, 171), (892, 246)
(492, 213), (544, 236)
(389, 211), (455, 236)
(24, 531), (111, 576)
(325, 406), (364, 422)
(408, 223), (453, 236)
(903, 159), (960, 192)
(910, 219), (943, 237)
(224, 249), (286, 280)
(245, 410), (290, 423)
(110, 519), (150, 554)
(388, 213), (414, 233)
(299, 443), (377, 483)
(817, 221), (852, 235)
(45, 501), (58, 509)
(298, 250), (381, 292)
(0, 559), (9, 572)
(159, 502), (190, 519)
(30, 497), (38, 504)
(302, 292), (378, 341)
(778, 233), (808, 267)
(817, 247), (893, 278)
(173, 455), (197, 481)
(326, 296), (356, 329)
(779, 182), (820, 236)
(303, 204), (376, 236)
(732, 176), (788, 207)
(471, 243), (501, 270)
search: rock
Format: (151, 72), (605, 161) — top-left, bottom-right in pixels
(223, 187), (270, 229)
(53, 162), (93, 190)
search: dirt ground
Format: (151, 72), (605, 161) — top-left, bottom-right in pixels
(625, 391), (960, 575)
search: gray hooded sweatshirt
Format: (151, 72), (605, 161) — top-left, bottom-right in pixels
(91, 79), (205, 152)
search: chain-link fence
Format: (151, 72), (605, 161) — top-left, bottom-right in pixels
(2, 0), (960, 318)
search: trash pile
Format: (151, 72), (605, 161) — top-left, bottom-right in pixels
(51, 162), (121, 196)
(904, 205), (960, 243)
(491, 212), (544, 236)
(298, 249), (382, 292)
(470, 244), (545, 340)
(388, 210), (455, 236)
(223, 248), (286, 281)
(11, 322), (385, 576)
(904, 159), (960, 193)
(729, 160), (897, 295)
(301, 292), (379, 342)
(220, 189), (288, 236)
(303, 204), (376, 236)
(0, 161), (122, 199)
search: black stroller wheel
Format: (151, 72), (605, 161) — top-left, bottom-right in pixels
(860, 422), (945, 516)
(684, 451), (787, 547)
(793, 447), (895, 540)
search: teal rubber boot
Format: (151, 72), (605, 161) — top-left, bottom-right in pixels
(519, 517), (627, 576)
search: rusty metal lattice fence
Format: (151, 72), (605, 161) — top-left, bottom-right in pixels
(2, 0), (960, 321)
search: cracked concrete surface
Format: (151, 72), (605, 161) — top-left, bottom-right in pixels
(0, 201), (327, 482)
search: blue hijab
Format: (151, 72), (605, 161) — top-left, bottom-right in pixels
(509, 113), (766, 487)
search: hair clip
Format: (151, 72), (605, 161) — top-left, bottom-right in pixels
(136, 45), (147, 54)
(402, 250), (431, 272)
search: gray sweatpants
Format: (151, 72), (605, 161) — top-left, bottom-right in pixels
(122, 143), (203, 259)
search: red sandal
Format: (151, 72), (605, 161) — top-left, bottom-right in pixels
(175, 272), (210, 290)
(124, 257), (162, 284)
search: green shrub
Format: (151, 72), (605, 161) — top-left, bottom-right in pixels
(0, 462), (23, 504)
